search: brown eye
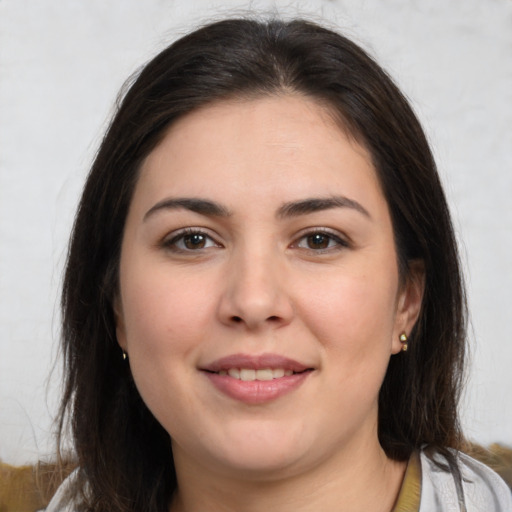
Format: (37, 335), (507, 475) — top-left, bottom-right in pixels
(165, 230), (219, 252)
(295, 230), (348, 251)
(183, 233), (207, 250)
(306, 233), (330, 249)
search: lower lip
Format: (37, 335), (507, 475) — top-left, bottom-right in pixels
(204, 371), (312, 405)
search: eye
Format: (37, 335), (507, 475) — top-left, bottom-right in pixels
(164, 229), (220, 252)
(294, 230), (348, 251)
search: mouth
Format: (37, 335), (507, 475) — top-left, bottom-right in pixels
(206, 367), (311, 381)
(201, 353), (314, 404)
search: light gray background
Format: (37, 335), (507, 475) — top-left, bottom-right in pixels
(1, 0), (511, 465)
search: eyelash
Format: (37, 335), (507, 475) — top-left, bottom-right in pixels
(293, 229), (350, 253)
(162, 228), (350, 254)
(163, 228), (221, 252)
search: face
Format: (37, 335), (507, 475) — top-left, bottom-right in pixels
(116, 95), (423, 481)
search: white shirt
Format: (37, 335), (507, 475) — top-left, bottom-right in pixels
(419, 451), (512, 511)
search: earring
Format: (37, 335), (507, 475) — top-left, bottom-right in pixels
(399, 332), (408, 352)
(122, 351), (128, 360)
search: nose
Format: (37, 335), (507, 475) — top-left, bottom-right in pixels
(217, 248), (294, 331)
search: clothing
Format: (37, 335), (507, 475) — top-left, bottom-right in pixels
(395, 450), (512, 511)
(46, 450), (512, 511)
(417, 451), (511, 511)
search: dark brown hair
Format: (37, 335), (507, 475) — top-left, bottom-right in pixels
(59, 18), (467, 511)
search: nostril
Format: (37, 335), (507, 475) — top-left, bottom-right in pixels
(230, 315), (282, 324)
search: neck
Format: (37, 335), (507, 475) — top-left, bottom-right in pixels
(169, 439), (407, 512)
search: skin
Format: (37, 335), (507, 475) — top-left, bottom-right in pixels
(115, 95), (424, 512)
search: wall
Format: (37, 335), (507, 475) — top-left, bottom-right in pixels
(1, 0), (511, 464)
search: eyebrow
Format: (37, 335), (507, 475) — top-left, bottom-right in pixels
(143, 195), (370, 222)
(277, 196), (371, 219)
(144, 198), (232, 221)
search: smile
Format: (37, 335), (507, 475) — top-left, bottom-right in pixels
(217, 368), (294, 381)
(201, 353), (314, 404)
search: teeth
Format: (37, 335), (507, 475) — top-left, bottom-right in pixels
(218, 368), (296, 381)
(256, 369), (273, 381)
(227, 368), (240, 379)
(240, 369), (256, 381)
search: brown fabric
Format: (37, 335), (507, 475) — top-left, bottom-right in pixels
(463, 442), (512, 487)
(0, 459), (75, 512)
(392, 451), (422, 512)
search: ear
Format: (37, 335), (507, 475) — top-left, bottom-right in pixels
(112, 295), (128, 352)
(391, 260), (425, 354)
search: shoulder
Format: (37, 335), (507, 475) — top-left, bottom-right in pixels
(419, 449), (512, 511)
(45, 468), (80, 512)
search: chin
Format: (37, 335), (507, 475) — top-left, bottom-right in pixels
(202, 425), (312, 479)
(215, 451), (303, 481)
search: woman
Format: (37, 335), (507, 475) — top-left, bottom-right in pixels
(47, 18), (511, 512)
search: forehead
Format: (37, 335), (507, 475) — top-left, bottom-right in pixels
(134, 95), (385, 215)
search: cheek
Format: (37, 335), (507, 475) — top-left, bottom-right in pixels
(119, 270), (217, 429)
(118, 270), (218, 422)
(296, 266), (399, 362)
(121, 268), (216, 354)
(301, 272), (398, 418)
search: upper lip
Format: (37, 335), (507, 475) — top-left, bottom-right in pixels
(201, 353), (312, 373)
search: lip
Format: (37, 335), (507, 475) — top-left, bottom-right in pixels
(200, 353), (314, 405)
(202, 353), (311, 373)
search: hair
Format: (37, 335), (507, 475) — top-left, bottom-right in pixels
(58, 17), (467, 511)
